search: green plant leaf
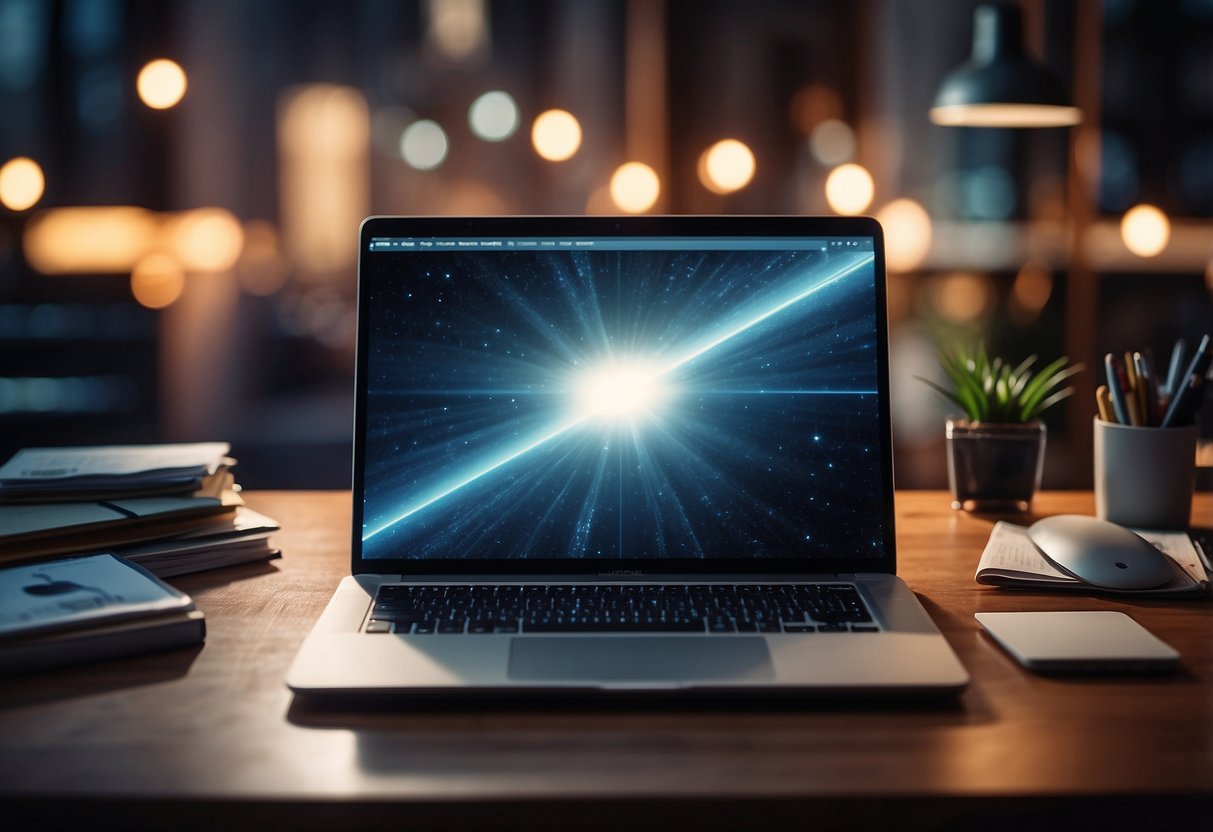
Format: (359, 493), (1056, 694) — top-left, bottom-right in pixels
(938, 351), (987, 418)
(1018, 358), (1083, 420)
(918, 340), (1082, 424)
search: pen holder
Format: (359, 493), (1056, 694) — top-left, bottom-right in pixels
(1094, 418), (1198, 530)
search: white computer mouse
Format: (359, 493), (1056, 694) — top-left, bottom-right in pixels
(1026, 515), (1174, 590)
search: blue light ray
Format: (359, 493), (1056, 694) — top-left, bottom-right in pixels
(363, 415), (589, 539)
(658, 254), (873, 375)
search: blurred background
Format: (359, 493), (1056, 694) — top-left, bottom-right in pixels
(1, 0), (1211, 489)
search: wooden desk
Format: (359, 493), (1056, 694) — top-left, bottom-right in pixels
(3, 491), (1212, 830)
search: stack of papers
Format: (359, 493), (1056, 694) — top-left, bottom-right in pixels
(0, 443), (232, 501)
(976, 522), (1211, 596)
(0, 444), (280, 578)
(117, 506), (281, 577)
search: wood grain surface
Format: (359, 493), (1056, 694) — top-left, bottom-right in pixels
(2, 490), (1211, 829)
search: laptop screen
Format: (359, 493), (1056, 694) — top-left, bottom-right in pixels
(353, 217), (894, 574)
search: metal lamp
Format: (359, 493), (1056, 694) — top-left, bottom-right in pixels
(930, 4), (1081, 128)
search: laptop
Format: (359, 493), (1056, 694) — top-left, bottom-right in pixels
(286, 215), (969, 697)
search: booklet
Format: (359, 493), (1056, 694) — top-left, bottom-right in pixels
(976, 521), (1211, 596)
(0, 553), (205, 675)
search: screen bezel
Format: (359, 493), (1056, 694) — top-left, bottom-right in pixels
(351, 215), (896, 576)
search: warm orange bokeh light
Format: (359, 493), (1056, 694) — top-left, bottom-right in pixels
(1120, 204), (1170, 258)
(0, 157), (45, 211)
(167, 208), (244, 272)
(24, 206), (159, 273)
(609, 162), (660, 214)
(130, 253), (186, 308)
(137, 59), (187, 109)
(698, 139), (756, 195)
(875, 198), (932, 273)
(531, 109), (582, 162)
(824, 164), (874, 215)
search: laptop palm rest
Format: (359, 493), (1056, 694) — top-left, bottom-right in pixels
(508, 637), (775, 682)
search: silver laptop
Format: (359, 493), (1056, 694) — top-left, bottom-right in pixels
(286, 215), (969, 697)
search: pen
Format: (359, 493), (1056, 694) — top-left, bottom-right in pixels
(1104, 354), (1130, 425)
(1193, 533), (1213, 579)
(1123, 351), (1143, 425)
(1165, 374), (1201, 428)
(1161, 334), (1211, 427)
(1165, 338), (1187, 398)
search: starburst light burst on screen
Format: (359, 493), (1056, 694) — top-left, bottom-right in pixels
(360, 247), (883, 560)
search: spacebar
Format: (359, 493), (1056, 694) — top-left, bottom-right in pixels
(522, 621), (707, 633)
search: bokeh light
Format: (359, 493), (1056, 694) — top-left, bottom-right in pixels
(698, 139), (756, 194)
(809, 119), (856, 166)
(824, 163), (874, 215)
(400, 119), (450, 170)
(136, 59), (187, 109)
(0, 156), (45, 211)
(531, 109), (582, 161)
(468, 90), (519, 142)
(609, 162), (660, 214)
(932, 272), (993, 323)
(1010, 261), (1054, 324)
(875, 198), (931, 273)
(1120, 203), (1170, 257)
(168, 208), (244, 272)
(24, 206), (159, 274)
(130, 253), (186, 309)
(428, 0), (488, 61)
(278, 84), (369, 281)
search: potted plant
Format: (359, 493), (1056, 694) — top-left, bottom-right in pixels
(918, 342), (1082, 511)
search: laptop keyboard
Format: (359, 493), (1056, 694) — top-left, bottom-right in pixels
(366, 583), (878, 635)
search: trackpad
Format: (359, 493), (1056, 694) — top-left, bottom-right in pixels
(508, 637), (775, 682)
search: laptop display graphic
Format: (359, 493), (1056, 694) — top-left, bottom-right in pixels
(358, 231), (887, 564)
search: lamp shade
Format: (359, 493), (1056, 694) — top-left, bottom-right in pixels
(930, 5), (1080, 128)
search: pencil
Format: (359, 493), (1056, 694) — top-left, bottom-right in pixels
(1122, 351), (1141, 425)
(1096, 385), (1113, 423)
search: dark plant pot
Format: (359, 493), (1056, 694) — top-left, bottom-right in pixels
(945, 418), (1046, 512)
